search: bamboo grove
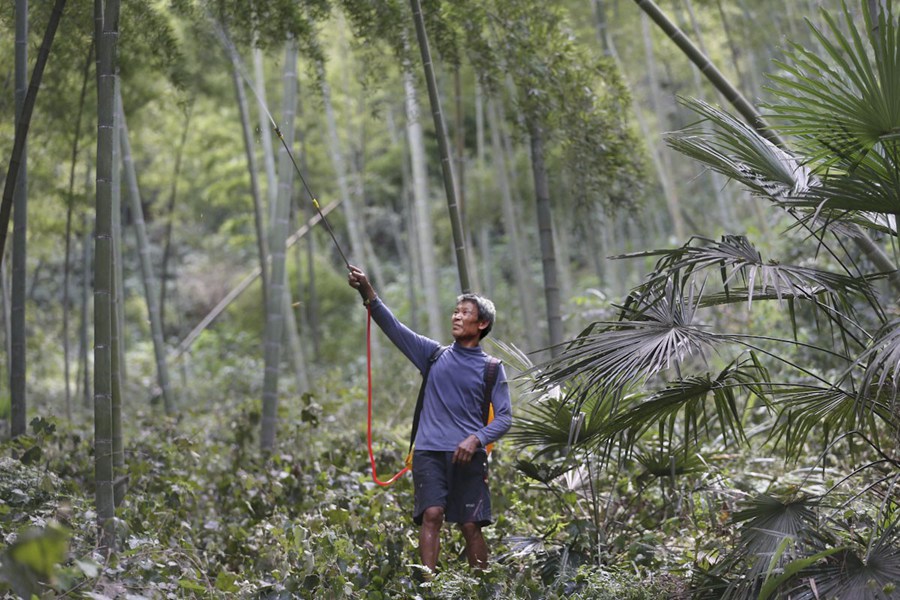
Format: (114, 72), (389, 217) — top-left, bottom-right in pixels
(1, 0), (900, 598)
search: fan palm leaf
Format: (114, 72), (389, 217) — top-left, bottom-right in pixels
(534, 283), (719, 405)
(771, 385), (896, 460)
(764, 1), (900, 223)
(623, 235), (874, 310)
(595, 358), (770, 450)
(768, 2), (900, 161)
(785, 521), (900, 600)
(693, 494), (821, 600)
(666, 98), (810, 200)
(509, 388), (619, 458)
(852, 319), (900, 403)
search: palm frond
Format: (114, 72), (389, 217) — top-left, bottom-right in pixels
(693, 494), (822, 600)
(534, 285), (719, 403)
(597, 358), (771, 450)
(616, 236), (875, 352)
(514, 458), (571, 485)
(620, 235), (875, 310)
(767, 2), (900, 169)
(775, 152), (900, 215)
(698, 288), (870, 346)
(666, 98), (811, 200)
(786, 521), (900, 600)
(509, 389), (617, 458)
(634, 443), (708, 481)
(731, 494), (819, 561)
(487, 337), (535, 375)
(770, 385), (896, 460)
(854, 319), (900, 404)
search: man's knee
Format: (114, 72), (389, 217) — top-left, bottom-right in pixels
(459, 522), (482, 540)
(422, 506), (445, 527)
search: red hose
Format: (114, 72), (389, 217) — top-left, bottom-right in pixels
(366, 306), (409, 486)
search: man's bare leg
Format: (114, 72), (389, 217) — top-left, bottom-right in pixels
(419, 507), (445, 572)
(459, 522), (488, 569)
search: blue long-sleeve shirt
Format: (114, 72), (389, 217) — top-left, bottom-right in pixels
(369, 297), (512, 451)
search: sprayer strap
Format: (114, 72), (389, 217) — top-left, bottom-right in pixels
(482, 358), (500, 424)
(407, 345), (448, 459)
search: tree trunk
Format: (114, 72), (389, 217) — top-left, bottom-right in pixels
(261, 38), (297, 452)
(404, 66), (442, 339)
(295, 109), (320, 356)
(592, 0), (611, 55)
(111, 84), (127, 389)
(388, 103), (420, 331)
(317, 60), (376, 280)
(718, 0), (761, 100)
(253, 46), (278, 231)
(474, 82), (494, 300)
(63, 43), (94, 424)
(552, 213), (573, 316)
(631, 0), (781, 146)
(454, 68), (479, 291)
(10, 0), (28, 438)
(641, 11), (686, 241)
(110, 76), (125, 506)
(679, 0), (736, 231)
(213, 22), (270, 312)
(1, 261), (9, 422)
(118, 91), (176, 414)
(409, 0), (471, 292)
(0, 0), (66, 266)
(159, 106), (192, 333)
(222, 32), (269, 309)
(487, 98), (540, 353)
(282, 252), (309, 396)
(80, 214), (91, 409)
(527, 120), (563, 357)
(94, 0), (121, 554)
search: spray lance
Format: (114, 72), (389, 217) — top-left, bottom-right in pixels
(267, 124), (405, 486)
(223, 35), (404, 486)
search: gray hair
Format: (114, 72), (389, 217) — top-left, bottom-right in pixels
(457, 293), (496, 339)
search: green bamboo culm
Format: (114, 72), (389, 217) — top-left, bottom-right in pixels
(94, 0), (121, 554)
(409, 0), (471, 293)
(110, 77), (125, 506)
(261, 37), (298, 452)
(10, 0), (28, 439)
(118, 90), (176, 415)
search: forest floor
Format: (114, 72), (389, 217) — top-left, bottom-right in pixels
(0, 395), (709, 599)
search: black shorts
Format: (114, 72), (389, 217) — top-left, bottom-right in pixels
(412, 450), (492, 526)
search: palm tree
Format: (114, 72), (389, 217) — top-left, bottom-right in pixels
(516, 2), (900, 597)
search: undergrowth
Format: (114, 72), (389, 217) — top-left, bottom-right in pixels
(0, 393), (697, 599)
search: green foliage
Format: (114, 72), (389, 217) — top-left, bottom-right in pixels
(450, 0), (646, 215)
(515, 2), (900, 599)
(0, 522), (71, 599)
(0, 385), (697, 598)
(201, 0), (329, 59)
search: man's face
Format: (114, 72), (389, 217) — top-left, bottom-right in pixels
(451, 300), (485, 341)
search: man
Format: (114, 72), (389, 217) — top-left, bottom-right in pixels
(348, 265), (512, 572)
